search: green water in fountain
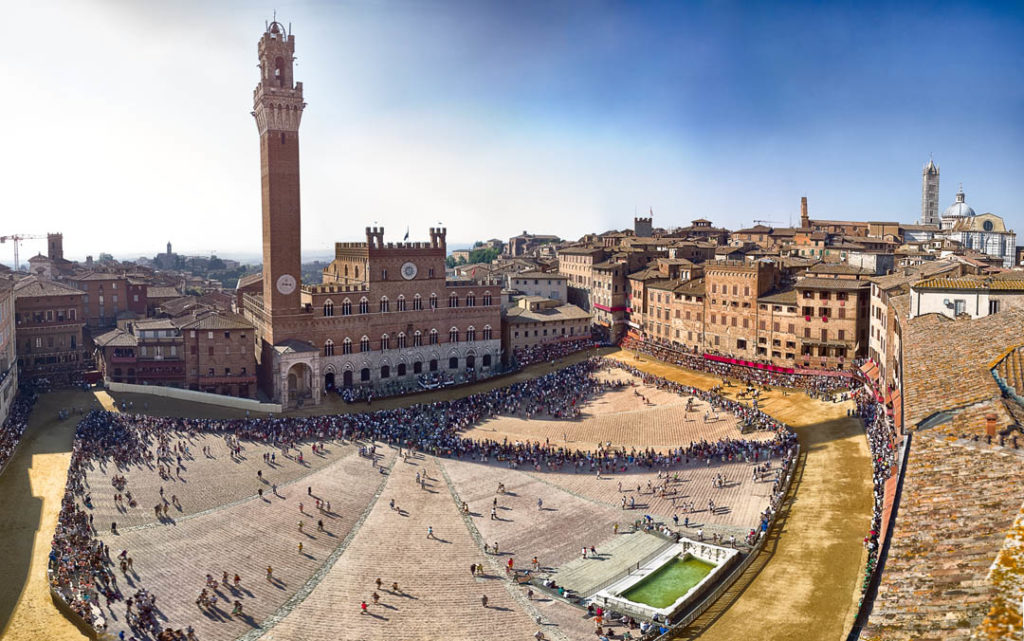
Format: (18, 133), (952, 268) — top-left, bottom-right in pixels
(621, 556), (715, 609)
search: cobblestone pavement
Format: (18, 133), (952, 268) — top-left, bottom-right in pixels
(464, 371), (775, 450)
(93, 445), (394, 641)
(82, 434), (356, 530)
(262, 454), (542, 641)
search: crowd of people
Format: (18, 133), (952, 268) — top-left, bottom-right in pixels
(851, 388), (898, 604)
(512, 336), (608, 368)
(0, 386), (38, 475)
(620, 335), (855, 395)
(49, 356), (801, 637)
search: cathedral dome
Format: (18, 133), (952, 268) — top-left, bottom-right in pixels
(942, 186), (975, 219)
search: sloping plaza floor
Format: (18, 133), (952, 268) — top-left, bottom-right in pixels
(0, 349), (871, 641)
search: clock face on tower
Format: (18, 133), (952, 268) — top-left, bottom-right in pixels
(276, 274), (297, 295)
(401, 262), (418, 280)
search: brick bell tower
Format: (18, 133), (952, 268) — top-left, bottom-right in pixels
(253, 19), (305, 334)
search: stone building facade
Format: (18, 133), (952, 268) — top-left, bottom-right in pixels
(0, 278), (16, 426)
(237, 22), (500, 405)
(13, 276), (85, 379)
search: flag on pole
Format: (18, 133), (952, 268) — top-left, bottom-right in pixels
(403, 227), (409, 241)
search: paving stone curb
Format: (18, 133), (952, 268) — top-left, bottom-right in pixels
(439, 458), (571, 641)
(238, 445), (397, 641)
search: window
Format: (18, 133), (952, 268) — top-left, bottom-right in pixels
(413, 361), (423, 374)
(360, 336), (370, 352)
(361, 368), (370, 382)
(397, 363), (407, 376)
(736, 339), (747, 350)
(208, 346), (214, 356)
(466, 294), (475, 307)
(954, 299), (966, 315)
(483, 293), (492, 306)
(482, 325), (492, 341)
(359, 298), (369, 314)
(449, 356), (459, 370)
(837, 307), (846, 319)
(380, 365), (390, 378)
(324, 340), (335, 356)
(430, 294), (437, 310)
(429, 329), (439, 345)
(382, 268), (388, 280)
(397, 333), (407, 349)
(380, 297), (389, 313)
(989, 300), (1000, 315)
(397, 296), (406, 312)
(323, 301), (334, 316)
(342, 338), (353, 355)
(413, 294), (423, 310)
(381, 334), (390, 350)
(413, 331), (422, 347)
(342, 299), (352, 315)
(821, 329), (828, 342)
(837, 330), (845, 341)
(466, 327), (476, 341)
(449, 327), (459, 343)
(449, 294), (458, 308)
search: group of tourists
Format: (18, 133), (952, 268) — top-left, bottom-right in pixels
(851, 388), (897, 601)
(0, 384), (36, 474)
(47, 355), (804, 638)
(621, 336), (855, 394)
(512, 336), (608, 368)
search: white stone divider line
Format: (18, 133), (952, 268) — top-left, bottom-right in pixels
(113, 445), (359, 535)
(438, 459), (571, 641)
(234, 446), (398, 641)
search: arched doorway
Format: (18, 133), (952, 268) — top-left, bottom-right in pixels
(381, 365), (391, 379)
(413, 361), (422, 374)
(325, 372), (336, 390)
(342, 370), (353, 388)
(466, 355), (475, 369)
(448, 356), (459, 370)
(483, 354), (491, 368)
(360, 367), (370, 382)
(286, 362), (313, 402)
(397, 363), (407, 376)
(429, 359), (438, 372)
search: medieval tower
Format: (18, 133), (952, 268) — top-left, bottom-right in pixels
(253, 20), (305, 340)
(920, 158), (940, 226)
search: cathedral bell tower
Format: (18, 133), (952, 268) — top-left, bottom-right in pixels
(253, 20), (305, 331)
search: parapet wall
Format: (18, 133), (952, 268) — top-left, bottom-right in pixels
(105, 382), (283, 413)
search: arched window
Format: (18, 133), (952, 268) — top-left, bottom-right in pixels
(360, 336), (370, 353)
(342, 338), (353, 355)
(429, 293), (437, 310)
(344, 265), (349, 277)
(397, 295), (406, 312)
(413, 294), (423, 311)
(323, 300), (334, 317)
(448, 293), (458, 308)
(483, 292), (492, 306)
(324, 339), (335, 356)
(359, 297), (369, 314)
(449, 327), (459, 343)
(397, 333), (407, 349)
(483, 325), (492, 341)
(380, 296), (389, 313)
(413, 330), (423, 347)
(466, 293), (475, 307)
(381, 334), (390, 350)
(429, 329), (439, 345)
(341, 298), (352, 315)
(466, 326), (476, 342)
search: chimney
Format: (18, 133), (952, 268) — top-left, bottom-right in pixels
(985, 414), (998, 437)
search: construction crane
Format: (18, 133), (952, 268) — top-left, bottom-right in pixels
(0, 234), (47, 270)
(753, 219), (784, 227)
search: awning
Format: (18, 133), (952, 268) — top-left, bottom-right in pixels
(859, 361), (880, 383)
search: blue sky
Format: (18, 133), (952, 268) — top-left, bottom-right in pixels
(1, 1), (1021, 262)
